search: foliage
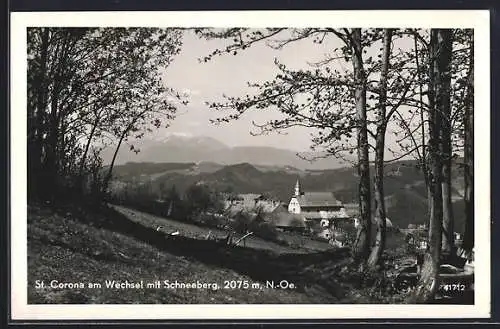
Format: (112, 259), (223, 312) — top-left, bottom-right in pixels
(184, 183), (225, 218)
(230, 209), (278, 241)
(27, 27), (184, 203)
(112, 180), (227, 226)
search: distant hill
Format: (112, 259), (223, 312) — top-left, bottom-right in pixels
(110, 159), (467, 232)
(100, 134), (350, 170)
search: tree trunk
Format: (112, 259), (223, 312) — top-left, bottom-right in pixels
(103, 131), (127, 194)
(368, 28), (392, 269)
(78, 116), (100, 195)
(409, 29), (451, 303)
(350, 28), (371, 265)
(413, 32), (430, 188)
(441, 153), (454, 256)
(43, 89), (61, 200)
(462, 34), (474, 252)
(425, 31), (437, 228)
(440, 31), (455, 256)
(42, 31), (71, 201)
(103, 104), (150, 198)
(28, 28), (50, 200)
(413, 31), (432, 232)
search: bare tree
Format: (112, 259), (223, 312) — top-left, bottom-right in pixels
(409, 29), (452, 303)
(462, 33), (474, 253)
(348, 28), (372, 266)
(390, 29), (473, 257)
(367, 28), (393, 268)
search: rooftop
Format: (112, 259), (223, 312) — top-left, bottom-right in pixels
(295, 192), (342, 208)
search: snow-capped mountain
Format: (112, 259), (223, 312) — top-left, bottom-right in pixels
(100, 134), (348, 170)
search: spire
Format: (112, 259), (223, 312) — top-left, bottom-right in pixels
(294, 179), (300, 196)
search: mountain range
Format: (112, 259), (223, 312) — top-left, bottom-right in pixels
(100, 134), (351, 170)
(110, 158), (467, 232)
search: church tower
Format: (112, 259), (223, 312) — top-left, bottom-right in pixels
(288, 179), (302, 214)
(294, 179), (300, 197)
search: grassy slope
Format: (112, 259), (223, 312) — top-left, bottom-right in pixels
(112, 205), (333, 254)
(28, 204), (363, 304)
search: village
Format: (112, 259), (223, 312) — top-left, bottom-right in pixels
(220, 179), (468, 256)
(222, 179), (395, 248)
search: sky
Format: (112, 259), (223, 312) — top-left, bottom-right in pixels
(158, 29), (415, 154)
(160, 29), (348, 152)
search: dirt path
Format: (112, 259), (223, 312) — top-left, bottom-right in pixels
(111, 204), (323, 254)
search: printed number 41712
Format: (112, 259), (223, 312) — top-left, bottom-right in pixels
(440, 283), (466, 291)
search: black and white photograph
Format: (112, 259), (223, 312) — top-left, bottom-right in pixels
(10, 10), (490, 320)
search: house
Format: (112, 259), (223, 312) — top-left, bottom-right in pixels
(453, 232), (464, 248)
(417, 223), (428, 230)
(288, 180), (349, 225)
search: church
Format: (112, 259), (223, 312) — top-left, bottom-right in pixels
(287, 180), (349, 225)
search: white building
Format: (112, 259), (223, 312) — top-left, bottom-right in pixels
(288, 180), (348, 221)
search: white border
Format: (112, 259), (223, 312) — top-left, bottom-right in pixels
(10, 10), (491, 320)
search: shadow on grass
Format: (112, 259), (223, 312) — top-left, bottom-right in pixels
(59, 203), (351, 300)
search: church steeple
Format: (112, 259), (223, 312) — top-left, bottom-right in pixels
(294, 179), (300, 197)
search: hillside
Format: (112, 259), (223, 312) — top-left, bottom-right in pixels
(28, 203), (401, 304)
(110, 159), (467, 232)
